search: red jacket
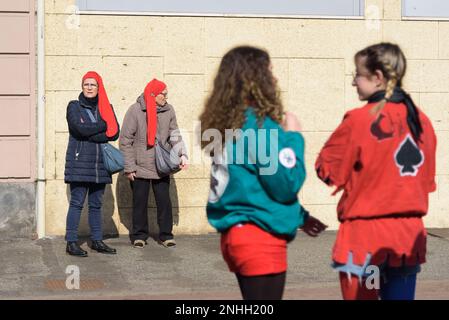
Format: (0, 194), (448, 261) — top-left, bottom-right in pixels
(316, 101), (437, 222)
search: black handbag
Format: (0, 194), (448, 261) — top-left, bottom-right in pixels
(155, 137), (181, 176)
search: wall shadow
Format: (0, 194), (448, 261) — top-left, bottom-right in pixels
(116, 173), (180, 244)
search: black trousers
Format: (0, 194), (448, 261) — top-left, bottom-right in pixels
(130, 176), (173, 242)
(236, 272), (286, 300)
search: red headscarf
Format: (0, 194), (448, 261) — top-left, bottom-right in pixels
(144, 79), (167, 147)
(82, 71), (119, 138)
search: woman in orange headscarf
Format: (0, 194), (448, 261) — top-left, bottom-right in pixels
(64, 71), (120, 257)
(120, 79), (188, 248)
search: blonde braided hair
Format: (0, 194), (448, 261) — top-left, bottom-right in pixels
(355, 43), (406, 115)
(355, 43), (423, 143)
(370, 63), (398, 115)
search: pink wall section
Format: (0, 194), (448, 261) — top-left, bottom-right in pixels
(0, 0), (31, 12)
(0, 97), (31, 136)
(0, 56), (31, 94)
(0, 14), (30, 53)
(0, 0), (35, 180)
(0, 139), (31, 178)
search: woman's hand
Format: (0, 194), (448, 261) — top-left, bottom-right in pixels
(301, 215), (328, 237)
(180, 155), (189, 170)
(125, 172), (136, 181)
(282, 111), (302, 132)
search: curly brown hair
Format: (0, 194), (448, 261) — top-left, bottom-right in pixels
(199, 46), (283, 149)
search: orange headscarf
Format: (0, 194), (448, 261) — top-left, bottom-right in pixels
(144, 79), (167, 147)
(82, 71), (119, 138)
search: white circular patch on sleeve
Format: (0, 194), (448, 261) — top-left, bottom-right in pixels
(208, 151), (230, 203)
(279, 148), (296, 169)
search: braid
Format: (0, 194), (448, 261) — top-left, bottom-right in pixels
(384, 64), (398, 99)
(358, 43), (423, 141)
(370, 63), (398, 115)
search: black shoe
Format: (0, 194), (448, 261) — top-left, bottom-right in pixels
(91, 240), (117, 254)
(66, 242), (88, 257)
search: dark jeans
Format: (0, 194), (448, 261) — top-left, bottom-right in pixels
(130, 176), (173, 242)
(380, 273), (417, 300)
(65, 182), (105, 242)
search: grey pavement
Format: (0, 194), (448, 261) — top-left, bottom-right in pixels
(1, 229), (448, 300)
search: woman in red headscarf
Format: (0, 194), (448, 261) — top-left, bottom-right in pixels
(64, 71), (120, 257)
(119, 79), (189, 248)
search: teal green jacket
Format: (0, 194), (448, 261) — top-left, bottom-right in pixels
(206, 109), (308, 241)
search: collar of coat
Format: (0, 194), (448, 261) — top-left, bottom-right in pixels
(78, 92), (98, 110)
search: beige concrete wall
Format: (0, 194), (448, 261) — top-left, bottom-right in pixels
(44, 0), (449, 236)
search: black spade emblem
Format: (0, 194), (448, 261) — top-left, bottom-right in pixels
(371, 114), (394, 140)
(394, 134), (424, 176)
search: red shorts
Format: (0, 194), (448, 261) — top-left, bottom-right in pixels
(220, 223), (287, 276)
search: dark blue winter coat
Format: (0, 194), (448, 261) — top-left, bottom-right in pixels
(64, 94), (120, 184)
